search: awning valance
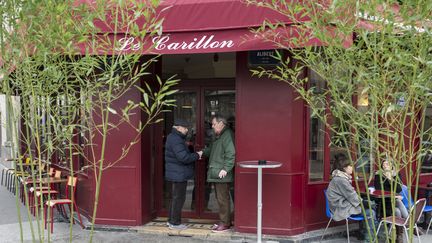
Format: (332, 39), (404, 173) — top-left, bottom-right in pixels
(75, 0), (328, 54)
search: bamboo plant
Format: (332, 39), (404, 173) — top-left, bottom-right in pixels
(0, 0), (177, 242)
(245, 0), (432, 242)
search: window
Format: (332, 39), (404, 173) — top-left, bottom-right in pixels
(308, 69), (326, 182)
(307, 69), (361, 182)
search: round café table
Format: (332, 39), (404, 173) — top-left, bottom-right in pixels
(238, 161), (282, 243)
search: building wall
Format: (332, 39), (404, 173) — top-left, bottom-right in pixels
(0, 94), (21, 161)
(74, 51), (432, 233)
(77, 86), (143, 226)
(0, 95), (5, 148)
(234, 52), (306, 235)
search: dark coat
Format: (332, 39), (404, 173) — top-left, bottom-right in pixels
(374, 172), (402, 193)
(164, 128), (199, 182)
(203, 127), (235, 183)
(374, 171), (403, 214)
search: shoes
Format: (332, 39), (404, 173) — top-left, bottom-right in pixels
(212, 224), (231, 233)
(211, 224), (219, 230)
(168, 223), (188, 230)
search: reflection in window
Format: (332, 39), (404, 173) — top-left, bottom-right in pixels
(329, 117), (349, 176)
(204, 90), (235, 147)
(308, 70), (325, 182)
(421, 103), (432, 173)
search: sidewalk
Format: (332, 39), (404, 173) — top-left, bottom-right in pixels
(1, 162), (432, 242)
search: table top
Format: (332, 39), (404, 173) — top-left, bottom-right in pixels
(16, 162), (40, 167)
(360, 190), (394, 199)
(417, 184), (432, 191)
(238, 161), (282, 169)
(35, 177), (68, 184)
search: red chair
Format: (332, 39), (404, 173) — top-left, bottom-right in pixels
(21, 166), (52, 202)
(30, 170), (61, 215)
(44, 176), (84, 233)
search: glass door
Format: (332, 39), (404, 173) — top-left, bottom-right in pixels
(162, 90), (198, 217)
(200, 89), (235, 216)
(156, 84), (235, 220)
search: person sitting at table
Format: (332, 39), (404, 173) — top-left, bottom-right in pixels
(327, 153), (377, 242)
(374, 158), (410, 242)
(374, 159), (409, 219)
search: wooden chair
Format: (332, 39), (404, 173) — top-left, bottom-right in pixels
(376, 198), (426, 243)
(44, 176), (84, 233)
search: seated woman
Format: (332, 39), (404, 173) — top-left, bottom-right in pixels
(327, 153), (377, 242)
(374, 159), (408, 219)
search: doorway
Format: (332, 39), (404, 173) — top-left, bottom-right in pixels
(155, 79), (235, 220)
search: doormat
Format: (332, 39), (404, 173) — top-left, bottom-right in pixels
(145, 221), (214, 230)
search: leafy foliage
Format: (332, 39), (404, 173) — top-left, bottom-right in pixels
(246, 0), (432, 241)
(0, 0), (177, 242)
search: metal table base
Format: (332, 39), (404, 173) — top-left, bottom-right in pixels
(239, 161), (282, 243)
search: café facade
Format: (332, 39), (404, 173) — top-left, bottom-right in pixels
(71, 0), (432, 236)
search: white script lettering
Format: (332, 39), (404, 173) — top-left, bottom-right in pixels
(116, 35), (235, 52)
(115, 37), (142, 51)
(152, 35), (234, 51)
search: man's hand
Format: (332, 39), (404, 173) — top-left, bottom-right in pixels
(218, 169), (227, 178)
(395, 195), (403, 200)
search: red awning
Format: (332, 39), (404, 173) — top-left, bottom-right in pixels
(75, 0), (326, 55)
(356, 3), (432, 34)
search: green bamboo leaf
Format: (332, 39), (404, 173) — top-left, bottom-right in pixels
(107, 107), (117, 115)
(143, 92), (149, 106)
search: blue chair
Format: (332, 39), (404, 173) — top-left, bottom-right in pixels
(401, 185), (432, 234)
(321, 190), (365, 243)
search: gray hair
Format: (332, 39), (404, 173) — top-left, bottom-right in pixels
(212, 115), (227, 125)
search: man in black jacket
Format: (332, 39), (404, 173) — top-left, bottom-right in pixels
(165, 119), (202, 230)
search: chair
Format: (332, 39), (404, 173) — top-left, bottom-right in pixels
(321, 190), (365, 243)
(2, 157), (31, 194)
(30, 170), (62, 215)
(44, 176), (84, 233)
(376, 198), (426, 243)
(401, 185), (432, 234)
(19, 164), (49, 202)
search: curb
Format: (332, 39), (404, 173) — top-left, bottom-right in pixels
(85, 221), (358, 243)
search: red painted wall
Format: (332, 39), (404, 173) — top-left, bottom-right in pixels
(234, 52), (306, 235)
(77, 86), (143, 226)
(74, 51), (432, 233)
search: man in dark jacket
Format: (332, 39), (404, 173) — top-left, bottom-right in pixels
(165, 119), (202, 230)
(202, 115), (235, 232)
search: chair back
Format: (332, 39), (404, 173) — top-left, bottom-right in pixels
(401, 185), (414, 209)
(65, 176), (78, 200)
(53, 170), (61, 178)
(323, 190), (332, 218)
(411, 198), (426, 225)
(402, 198), (426, 226)
(67, 176), (77, 187)
(38, 163), (46, 173)
(48, 167), (54, 176)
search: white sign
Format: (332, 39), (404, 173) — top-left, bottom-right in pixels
(115, 35), (235, 52)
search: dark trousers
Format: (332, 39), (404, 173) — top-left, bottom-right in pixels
(168, 181), (187, 225)
(214, 183), (231, 226)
